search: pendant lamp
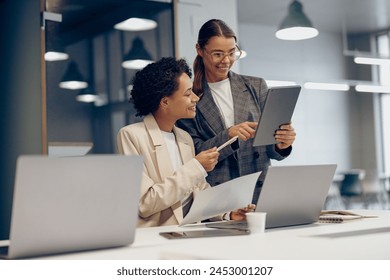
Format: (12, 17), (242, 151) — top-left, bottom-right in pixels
(121, 37), (154, 70)
(59, 61), (88, 90)
(45, 21), (69, 61)
(275, 0), (318, 40)
(76, 86), (98, 103)
(45, 38), (69, 61)
(114, 17), (157, 31)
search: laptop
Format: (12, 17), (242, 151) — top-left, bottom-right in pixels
(253, 85), (301, 146)
(0, 154), (143, 259)
(207, 164), (337, 230)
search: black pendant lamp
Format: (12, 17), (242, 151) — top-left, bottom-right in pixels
(59, 61), (88, 90)
(121, 37), (153, 70)
(275, 0), (318, 40)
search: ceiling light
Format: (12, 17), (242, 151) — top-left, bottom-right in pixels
(114, 17), (157, 31)
(275, 0), (318, 40)
(354, 56), (390, 66)
(76, 87), (99, 103)
(45, 51), (69, 61)
(59, 61), (88, 90)
(355, 84), (390, 93)
(239, 50), (247, 59)
(45, 37), (69, 61)
(76, 92), (98, 103)
(304, 82), (350, 91)
(122, 37), (154, 69)
(45, 22), (69, 61)
(265, 80), (298, 87)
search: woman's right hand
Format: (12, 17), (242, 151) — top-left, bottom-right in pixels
(195, 147), (219, 172)
(228, 121), (257, 141)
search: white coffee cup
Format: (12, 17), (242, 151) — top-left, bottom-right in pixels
(246, 212), (267, 234)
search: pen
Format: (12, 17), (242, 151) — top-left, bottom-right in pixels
(216, 136), (239, 152)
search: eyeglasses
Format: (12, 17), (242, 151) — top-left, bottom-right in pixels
(202, 45), (242, 62)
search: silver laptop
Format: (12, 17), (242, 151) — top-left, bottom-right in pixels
(0, 155), (142, 259)
(207, 164), (337, 230)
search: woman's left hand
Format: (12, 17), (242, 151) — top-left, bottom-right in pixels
(275, 122), (296, 150)
(230, 204), (256, 221)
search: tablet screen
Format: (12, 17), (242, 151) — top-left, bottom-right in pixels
(253, 85), (301, 146)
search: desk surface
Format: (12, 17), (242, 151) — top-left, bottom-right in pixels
(29, 210), (390, 260)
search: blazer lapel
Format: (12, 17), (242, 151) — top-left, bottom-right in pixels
(172, 126), (195, 223)
(144, 114), (174, 177)
(229, 72), (251, 125)
(197, 83), (226, 134)
(173, 126), (193, 164)
(197, 73), (252, 131)
(144, 114), (183, 223)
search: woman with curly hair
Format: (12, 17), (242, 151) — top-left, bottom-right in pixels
(117, 57), (252, 227)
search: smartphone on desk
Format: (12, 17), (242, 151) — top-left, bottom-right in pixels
(159, 228), (249, 239)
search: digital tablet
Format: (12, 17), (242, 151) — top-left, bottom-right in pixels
(253, 85), (301, 146)
(159, 229), (249, 239)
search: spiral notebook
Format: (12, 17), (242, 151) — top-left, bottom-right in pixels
(318, 210), (378, 223)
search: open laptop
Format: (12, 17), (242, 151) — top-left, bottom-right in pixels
(0, 154), (142, 259)
(207, 164), (337, 230)
(253, 85), (301, 146)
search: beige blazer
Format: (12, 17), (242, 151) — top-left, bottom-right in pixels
(117, 114), (211, 227)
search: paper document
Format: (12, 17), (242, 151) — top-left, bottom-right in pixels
(180, 171), (261, 225)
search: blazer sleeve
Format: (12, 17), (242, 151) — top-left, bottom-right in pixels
(117, 127), (210, 219)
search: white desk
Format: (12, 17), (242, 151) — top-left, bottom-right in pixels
(31, 210), (390, 260)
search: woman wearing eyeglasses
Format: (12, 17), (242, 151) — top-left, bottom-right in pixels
(177, 19), (296, 204)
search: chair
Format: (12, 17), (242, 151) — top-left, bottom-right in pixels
(339, 169), (367, 209)
(363, 171), (390, 210)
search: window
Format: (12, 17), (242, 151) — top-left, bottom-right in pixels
(377, 33), (390, 175)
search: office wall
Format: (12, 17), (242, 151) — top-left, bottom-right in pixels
(0, 0), (42, 240)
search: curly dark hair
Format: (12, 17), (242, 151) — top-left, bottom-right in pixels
(130, 57), (192, 116)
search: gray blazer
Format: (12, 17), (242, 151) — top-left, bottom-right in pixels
(177, 71), (291, 202)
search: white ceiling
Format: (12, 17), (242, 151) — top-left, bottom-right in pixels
(237, 0), (390, 34)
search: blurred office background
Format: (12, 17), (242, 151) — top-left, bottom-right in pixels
(1, 0), (390, 240)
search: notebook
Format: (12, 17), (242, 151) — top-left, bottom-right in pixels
(207, 164), (337, 230)
(318, 210), (378, 223)
(253, 85), (301, 146)
(0, 154), (143, 259)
